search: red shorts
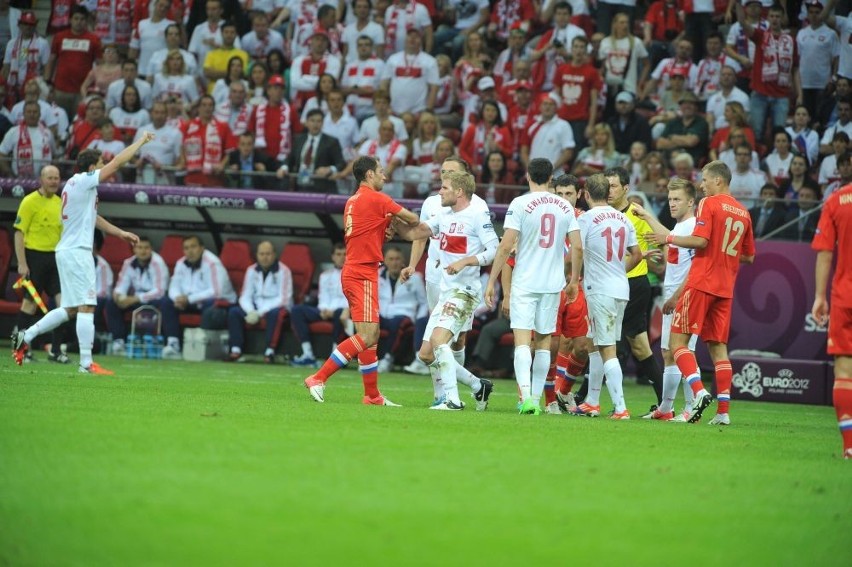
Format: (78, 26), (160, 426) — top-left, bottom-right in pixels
(341, 268), (379, 324)
(671, 287), (732, 344)
(828, 304), (852, 356)
(555, 288), (589, 339)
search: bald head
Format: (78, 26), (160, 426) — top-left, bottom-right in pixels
(256, 240), (277, 269)
(40, 165), (61, 195)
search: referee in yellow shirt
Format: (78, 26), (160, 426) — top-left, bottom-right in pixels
(12, 164), (68, 363)
(605, 167), (665, 408)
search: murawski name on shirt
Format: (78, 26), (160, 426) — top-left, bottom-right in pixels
(591, 211), (625, 225)
(721, 203), (749, 218)
(524, 195), (573, 214)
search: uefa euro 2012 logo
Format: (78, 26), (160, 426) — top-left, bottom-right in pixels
(733, 362), (764, 398)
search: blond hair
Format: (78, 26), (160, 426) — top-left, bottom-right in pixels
(445, 170), (475, 199)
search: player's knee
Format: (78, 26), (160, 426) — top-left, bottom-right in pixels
(417, 344), (435, 365)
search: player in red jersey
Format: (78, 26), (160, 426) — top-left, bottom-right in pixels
(647, 160), (755, 424)
(304, 156), (420, 406)
(811, 183), (852, 459)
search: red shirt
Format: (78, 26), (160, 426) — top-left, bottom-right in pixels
(50, 30), (102, 93)
(812, 184), (852, 308)
(553, 62), (602, 122)
(644, 1), (684, 42)
(344, 185), (403, 276)
(750, 29), (798, 98)
(686, 193), (756, 298)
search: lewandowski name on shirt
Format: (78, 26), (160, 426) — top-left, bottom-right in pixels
(591, 210), (626, 224)
(721, 203), (749, 218)
(523, 194), (573, 214)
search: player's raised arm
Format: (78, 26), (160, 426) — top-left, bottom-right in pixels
(100, 131), (156, 180)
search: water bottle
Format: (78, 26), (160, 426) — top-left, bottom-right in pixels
(141, 163), (156, 185)
(143, 335), (155, 359)
(126, 334), (137, 359)
(155, 336), (164, 359)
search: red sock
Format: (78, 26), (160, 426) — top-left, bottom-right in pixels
(834, 379), (852, 452)
(555, 376), (570, 395)
(674, 347), (703, 395)
(715, 360), (732, 414)
(358, 345), (380, 399)
(315, 335), (367, 382)
(565, 352), (586, 378)
(545, 375), (556, 405)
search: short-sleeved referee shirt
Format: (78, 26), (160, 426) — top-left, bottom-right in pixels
(13, 189), (62, 252)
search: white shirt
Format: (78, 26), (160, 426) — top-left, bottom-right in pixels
(109, 107), (151, 136)
(819, 155), (838, 185)
(317, 267), (349, 311)
(730, 168), (768, 203)
(129, 18), (174, 75)
(663, 217), (696, 296)
(382, 50), (440, 115)
(114, 251), (170, 302)
(240, 29), (286, 61)
(96, 254), (114, 298)
(598, 35), (648, 93)
(356, 139), (408, 177)
(796, 24), (840, 88)
(834, 16), (852, 78)
(0, 124), (55, 176)
(447, 0), (489, 30)
(56, 170), (101, 252)
(820, 120), (852, 146)
(289, 53), (343, 99)
(152, 73), (200, 106)
(383, 2), (432, 55)
(504, 191), (580, 294)
(577, 205), (637, 300)
(786, 126), (819, 166)
(9, 100), (58, 129)
(341, 57), (386, 114)
(705, 87), (750, 129)
(148, 47), (197, 79)
(238, 261), (293, 315)
(106, 78), (154, 110)
(420, 192), (489, 285)
(169, 249), (237, 304)
(764, 152), (794, 184)
(528, 116), (576, 165)
(2, 35), (51, 83)
(692, 55), (742, 100)
(212, 78), (250, 106)
(726, 20), (769, 69)
(341, 21), (385, 63)
(426, 202), (499, 296)
(134, 123), (182, 166)
(358, 114), (408, 143)
(323, 112), (360, 159)
(378, 268), (428, 320)
(87, 138), (125, 161)
(651, 57), (698, 95)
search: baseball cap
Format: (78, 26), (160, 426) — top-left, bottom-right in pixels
(615, 91), (635, 104)
(477, 76), (496, 91)
(268, 75), (285, 87)
(18, 12), (37, 26)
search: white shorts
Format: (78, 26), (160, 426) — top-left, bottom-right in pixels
(426, 280), (441, 312)
(57, 248), (97, 307)
(661, 312), (698, 351)
(586, 294), (628, 347)
(423, 289), (478, 344)
(509, 290), (560, 334)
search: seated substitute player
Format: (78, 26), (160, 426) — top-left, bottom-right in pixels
(396, 170), (497, 411)
(106, 236), (170, 355)
(377, 245), (428, 373)
(571, 173), (642, 419)
(226, 241), (294, 363)
(303, 156), (422, 406)
(646, 160), (755, 424)
(485, 159), (583, 416)
(631, 178), (700, 422)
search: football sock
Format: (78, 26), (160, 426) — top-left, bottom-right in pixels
(435, 344), (460, 405)
(452, 347), (465, 367)
(833, 379), (852, 452)
(513, 345), (532, 402)
(660, 364), (681, 414)
(15, 311), (34, 333)
(715, 360), (733, 415)
(315, 334), (366, 382)
(682, 376), (695, 409)
(545, 361), (556, 405)
(674, 346), (704, 395)
(555, 352), (569, 379)
(264, 348), (274, 357)
(531, 349), (551, 404)
(358, 345), (380, 399)
(636, 354), (663, 404)
(603, 357), (626, 413)
(565, 351), (586, 384)
(23, 307), (69, 345)
(51, 320), (69, 356)
(455, 361), (482, 394)
(77, 312), (95, 369)
(420, 353), (444, 399)
(301, 342), (314, 358)
(585, 351), (604, 407)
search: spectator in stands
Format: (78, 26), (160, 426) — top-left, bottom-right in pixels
(453, 31), (491, 107)
(66, 96), (105, 161)
(506, 80), (535, 161)
(134, 101), (183, 186)
(750, 183), (789, 238)
(479, 150), (515, 204)
(782, 153), (818, 201)
(249, 75), (294, 166)
(598, 11), (649, 113)
(265, 49), (287, 79)
(642, 38), (696, 103)
(459, 100), (512, 177)
(608, 91), (653, 156)
(797, 1), (839, 122)
(377, 245), (427, 373)
(241, 12), (286, 63)
(553, 35), (601, 150)
(341, 35), (386, 122)
(309, 5), (346, 57)
(165, 95), (187, 130)
(148, 24), (198, 82)
(824, 151), (852, 201)
(459, 76), (507, 132)
(110, 85), (150, 146)
(787, 104), (819, 165)
(763, 128), (795, 187)
(46, 5), (101, 121)
(0, 101), (54, 177)
(342, 0), (385, 62)
(520, 93), (575, 173)
(87, 121), (127, 181)
(9, 79), (59, 140)
(531, 2), (585, 91)
(433, 54), (459, 127)
(635, 149), (668, 194)
(188, 0), (230, 84)
(718, 127), (760, 171)
(180, 94), (234, 187)
(214, 80), (253, 137)
(819, 131), (849, 190)
(818, 76), (850, 130)
(93, 230), (112, 334)
(647, 67), (691, 126)
(709, 101), (756, 160)
(300, 73), (338, 125)
(642, 0), (685, 67)
(204, 22), (250, 89)
(290, 31), (342, 113)
(161, 235), (237, 360)
(285, 108), (346, 193)
(226, 240), (293, 363)
(819, 98), (852, 156)
(730, 142), (769, 204)
(655, 91), (710, 164)
(2, 12), (49, 104)
(705, 65), (750, 135)
(343, 118), (407, 197)
(224, 131), (277, 189)
(290, 243), (353, 367)
(671, 150), (699, 184)
(623, 140), (647, 186)
(726, 0), (767, 93)
(80, 44), (123, 99)
(128, 0), (174, 79)
(382, 28), (439, 116)
(572, 123), (625, 177)
(92, 0), (133, 48)
(487, 0), (535, 46)
(384, 0), (433, 57)
(357, 89), (408, 144)
(247, 61), (270, 106)
(694, 34), (742, 105)
(211, 56), (249, 106)
(781, 184), (821, 241)
(0, 0), (22, 54)
(409, 111), (445, 165)
(493, 24), (532, 89)
(322, 89), (360, 161)
(107, 60), (154, 114)
(107, 236), (170, 355)
(432, 0), (489, 59)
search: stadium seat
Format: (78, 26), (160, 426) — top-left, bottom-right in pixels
(219, 239), (253, 294)
(159, 234), (185, 270)
(100, 234), (132, 278)
(280, 242), (315, 304)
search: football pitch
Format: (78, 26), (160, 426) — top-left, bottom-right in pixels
(1, 355), (850, 566)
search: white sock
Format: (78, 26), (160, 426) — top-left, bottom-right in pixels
(301, 342), (314, 357)
(586, 351), (604, 406)
(660, 364), (681, 413)
(167, 336), (180, 349)
(455, 361), (481, 393)
(682, 377), (695, 409)
(421, 352), (443, 399)
(77, 312), (95, 369)
(531, 349), (551, 403)
(452, 348), (465, 367)
(514, 345), (532, 401)
(603, 357), (626, 412)
(231, 346), (241, 354)
(435, 344), (460, 405)
(383, 353), (394, 363)
(264, 348), (274, 356)
(23, 308), (69, 344)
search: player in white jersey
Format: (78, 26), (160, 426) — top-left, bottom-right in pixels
(485, 158), (583, 415)
(570, 173), (642, 419)
(632, 178), (701, 422)
(396, 171), (498, 410)
(12, 133), (156, 374)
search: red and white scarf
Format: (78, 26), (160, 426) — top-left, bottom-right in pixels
(255, 102), (292, 160)
(760, 31), (795, 87)
(366, 139), (402, 166)
(386, 2), (417, 52)
(184, 119), (223, 174)
(16, 123), (51, 177)
(7, 36), (40, 96)
(494, 0), (521, 41)
(215, 102), (251, 135)
(95, 0), (133, 44)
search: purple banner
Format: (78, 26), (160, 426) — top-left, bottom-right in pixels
(729, 357), (830, 405)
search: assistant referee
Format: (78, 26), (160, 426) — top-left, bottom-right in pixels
(13, 164), (68, 363)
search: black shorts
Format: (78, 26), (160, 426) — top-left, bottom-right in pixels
(25, 249), (61, 297)
(623, 275), (651, 338)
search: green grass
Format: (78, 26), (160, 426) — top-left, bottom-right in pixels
(1, 355), (850, 567)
